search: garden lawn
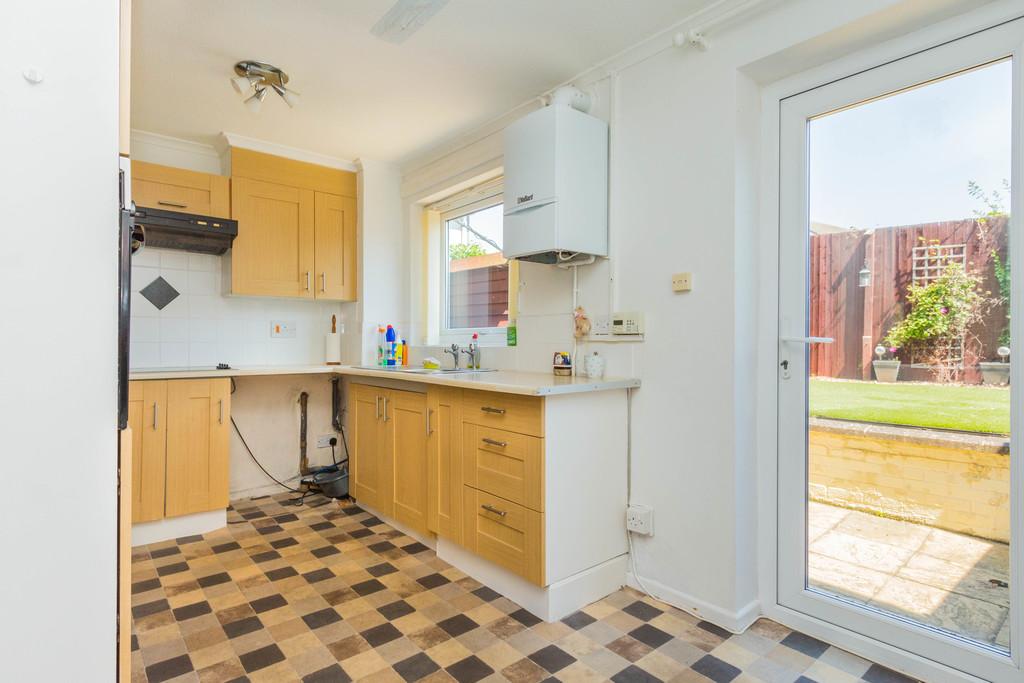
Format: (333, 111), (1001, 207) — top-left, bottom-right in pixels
(809, 378), (1009, 434)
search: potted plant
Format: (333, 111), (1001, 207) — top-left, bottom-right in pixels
(979, 346), (1011, 386)
(872, 344), (901, 382)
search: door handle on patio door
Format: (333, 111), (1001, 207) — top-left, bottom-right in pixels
(780, 336), (834, 344)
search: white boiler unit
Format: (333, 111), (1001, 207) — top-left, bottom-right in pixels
(502, 98), (608, 263)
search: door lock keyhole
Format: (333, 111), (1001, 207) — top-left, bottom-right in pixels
(780, 359), (791, 379)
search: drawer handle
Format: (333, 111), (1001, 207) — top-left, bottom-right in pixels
(481, 504), (507, 517)
(157, 200), (188, 208)
(480, 406), (506, 415)
(482, 437), (507, 448)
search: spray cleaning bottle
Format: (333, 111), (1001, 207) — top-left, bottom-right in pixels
(376, 325), (386, 367)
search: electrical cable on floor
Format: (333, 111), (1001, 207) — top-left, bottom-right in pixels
(230, 416), (304, 494)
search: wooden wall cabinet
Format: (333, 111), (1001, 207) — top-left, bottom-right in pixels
(128, 379), (230, 522)
(230, 148), (357, 302)
(131, 160), (230, 217)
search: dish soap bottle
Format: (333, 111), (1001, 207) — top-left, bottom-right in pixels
(376, 325), (386, 366)
(506, 318), (517, 347)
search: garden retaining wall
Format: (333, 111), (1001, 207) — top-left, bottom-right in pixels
(809, 417), (1010, 542)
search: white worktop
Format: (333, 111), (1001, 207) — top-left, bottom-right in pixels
(129, 364), (640, 396)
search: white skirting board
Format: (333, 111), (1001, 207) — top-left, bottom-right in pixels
(131, 509), (227, 547)
(626, 570), (762, 634)
(440, 539), (628, 622)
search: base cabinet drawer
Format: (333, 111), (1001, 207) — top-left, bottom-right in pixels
(463, 424), (543, 511)
(463, 487), (544, 585)
(463, 391), (544, 437)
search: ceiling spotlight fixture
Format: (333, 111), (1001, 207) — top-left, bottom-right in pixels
(230, 61), (300, 110)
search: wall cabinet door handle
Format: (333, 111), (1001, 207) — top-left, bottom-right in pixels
(426, 408), (432, 436)
(305, 271), (311, 291)
(156, 200), (188, 208)
(320, 272), (326, 292)
(382, 397), (389, 422)
(152, 402), (158, 430)
(480, 406), (506, 415)
(482, 437), (507, 448)
(481, 504), (507, 517)
(218, 399), (224, 424)
(376, 395), (381, 420)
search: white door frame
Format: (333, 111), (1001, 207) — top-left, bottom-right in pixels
(757, 3), (1024, 682)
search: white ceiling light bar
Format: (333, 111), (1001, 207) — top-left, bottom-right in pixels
(370, 0), (449, 44)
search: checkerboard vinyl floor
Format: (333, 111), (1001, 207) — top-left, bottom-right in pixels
(131, 493), (919, 683)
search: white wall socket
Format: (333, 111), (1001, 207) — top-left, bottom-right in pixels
(626, 504), (654, 536)
(316, 435), (336, 449)
(270, 321), (296, 338)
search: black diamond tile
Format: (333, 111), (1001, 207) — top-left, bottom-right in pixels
(348, 528), (373, 539)
(561, 611), (597, 630)
(257, 525), (285, 536)
(611, 664), (663, 683)
(629, 624), (673, 649)
(156, 561), (189, 576)
(132, 599), (169, 619)
(139, 276), (180, 311)
(132, 578), (161, 594)
(274, 513), (299, 523)
(304, 664), (352, 683)
(367, 562), (398, 577)
(509, 608), (543, 627)
(697, 620), (733, 640)
(310, 521), (334, 531)
(352, 578), (386, 596)
(862, 664), (919, 683)
(446, 655), (494, 683)
(176, 534), (203, 544)
(223, 616), (263, 639)
(212, 541), (241, 553)
(781, 632), (830, 659)
(368, 540), (396, 553)
(403, 542), (429, 555)
(528, 644), (575, 673)
(691, 654), (741, 683)
(150, 546), (181, 559)
(378, 600), (415, 621)
(302, 607), (343, 630)
(362, 622), (402, 647)
(438, 614), (478, 638)
(241, 510), (267, 520)
(131, 634), (139, 651)
(361, 516), (383, 527)
(251, 550), (281, 563)
(250, 594), (287, 613)
(303, 568), (335, 584)
(271, 537), (299, 549)
(239, 643), (285, 673)
(265, 567), (298, 582)
(197, 572), (232, 588)
(172, 601), (212, 621)
(145, 654), (193, 683)
(472, 586), (501, 602)
(417, 573), (450, 589)
(394, 652), (440, 682)
(795, 677), (818, 683)
(622, 601), (664, 622)
(312, 545), (340, 558)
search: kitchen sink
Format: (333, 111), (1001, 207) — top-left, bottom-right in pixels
(353, 366), (495, 375)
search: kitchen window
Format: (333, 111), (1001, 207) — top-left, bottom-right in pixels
(440, 198), (509, 343)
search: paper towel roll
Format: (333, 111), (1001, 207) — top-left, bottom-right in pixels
(324, 332), (342, 365)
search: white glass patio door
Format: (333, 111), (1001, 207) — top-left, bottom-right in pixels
(777, 17), (1024, 682)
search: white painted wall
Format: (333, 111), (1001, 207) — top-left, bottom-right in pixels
(1, 1), (119, 679)
(397, 0), (985, 629)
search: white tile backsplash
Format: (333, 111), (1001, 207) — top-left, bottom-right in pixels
(129, 247), (344, 369)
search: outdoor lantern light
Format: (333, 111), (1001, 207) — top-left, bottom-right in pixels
(998, 346), (1010, 362)
(858, 259), (872, 288)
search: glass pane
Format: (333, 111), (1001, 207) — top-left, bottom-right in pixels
(806, 59), (1012, 651)
(445, 203), (509, 330)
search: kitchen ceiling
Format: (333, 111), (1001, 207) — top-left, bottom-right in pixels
(131, 0), (715, 164)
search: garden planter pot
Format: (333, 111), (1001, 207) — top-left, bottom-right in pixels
(873, 360), (901, 383)
(978, 362), (1010, 386)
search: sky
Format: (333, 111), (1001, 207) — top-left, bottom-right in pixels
(446, 203), (503, 253)
(809, 58), (1012, 230)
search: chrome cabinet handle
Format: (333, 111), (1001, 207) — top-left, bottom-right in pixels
(218, 399), (223, 424)
(480, 406), (506, 415)
(305, 271), (311, 291)
(320, 272), (326, 292)
(376, 395), (381, 420)
(481, 504), (507, 517)
(382, 396), (389, 422)
(482, 437), (507, 448)
(426, 408), (432, 436)
(152, 402), (158, 430)
(157, 200), (188, 208)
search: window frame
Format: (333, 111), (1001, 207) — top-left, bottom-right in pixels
(438, 194), (510, 347)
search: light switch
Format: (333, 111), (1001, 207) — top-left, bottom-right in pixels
(672, 272), (692, 292)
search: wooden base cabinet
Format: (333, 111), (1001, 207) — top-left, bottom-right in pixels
(128, 379), (231, 522)
(427, 387), (462, 542)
